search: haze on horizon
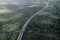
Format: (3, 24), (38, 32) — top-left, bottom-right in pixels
(0, 0), (58, 5)
(0, 0), (48, 3)
(0, 0), (19, 2)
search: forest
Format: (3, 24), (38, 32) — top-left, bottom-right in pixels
(0, 0), (60, 40)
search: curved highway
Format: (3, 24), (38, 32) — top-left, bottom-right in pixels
(17, 1), (49, 40)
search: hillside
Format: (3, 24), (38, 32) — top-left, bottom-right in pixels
(0, 0), (60, 40)
(22, 1), (60, 40)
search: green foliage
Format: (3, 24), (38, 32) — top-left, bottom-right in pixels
(0, 1), (60, 40)
(22, 1), (60, 40)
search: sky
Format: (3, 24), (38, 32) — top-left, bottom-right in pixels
(0, 0), (58, 4)
(0, 0), (19, 2)
(0, 0), (48, 3)
(0, 0), (29, 4)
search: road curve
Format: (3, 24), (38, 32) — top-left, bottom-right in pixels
(17, 2), (49, 40)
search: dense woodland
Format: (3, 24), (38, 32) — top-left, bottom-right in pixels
(0, 0), (60, 40)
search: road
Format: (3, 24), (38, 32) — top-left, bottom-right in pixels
(17, 2), (49, 40)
